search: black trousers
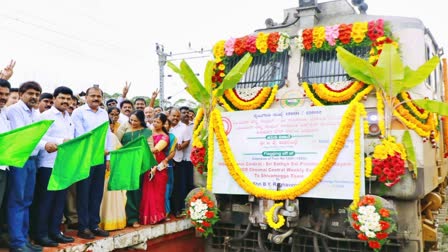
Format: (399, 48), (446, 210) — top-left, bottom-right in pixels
(36, 167), (68, 238)
(171, 161), (194, 215)
(76, 164), (105, 231)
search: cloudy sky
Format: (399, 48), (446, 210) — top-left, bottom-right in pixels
(1, 0), (446, 102)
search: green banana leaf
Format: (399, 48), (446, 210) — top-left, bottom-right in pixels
(214, 53), (253, 97)
(413, 99), (448, 116)
(204, 60), (215, 95)
(167, 60), (210, 103)
(335, 47), (384, 89)
(402, 130), (418, 177)
(376, 44), (404, 95)
(399, 56), (440, 93)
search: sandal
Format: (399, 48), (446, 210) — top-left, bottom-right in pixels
(132, 222), (141, 228)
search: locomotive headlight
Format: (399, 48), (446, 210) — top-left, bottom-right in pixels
(366, 111), (380, 136)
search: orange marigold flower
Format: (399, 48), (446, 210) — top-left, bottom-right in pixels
(379, 208), (390, 217)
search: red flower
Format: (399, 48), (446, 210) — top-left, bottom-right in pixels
(267, 32), (281, 53)
(201, 196), (210, 203)
(379, 208), (390, 217)
(357, 233), (368, 241)
(197, 227), (205, 233)
(367, 19), (384, 41)
(207, 201), (215, 208)
(202, 221), (211, 228)
(353, 223), (360, 230)
(360, 195), (375, 205)
(234, 36), (248, 55)
(380, 220), (390, 230)
(246, 35), (257, 54)
(338, 24), (353, 44)
(376, 232), (389, 240)
(205, 211), (215, 218)
(368, 240), (381, 249)
(351, 212), (359, 221)
(302, 29), (313, 50)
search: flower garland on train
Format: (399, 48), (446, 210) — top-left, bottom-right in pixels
(212, 32), (289, 111)
(185, 188), (219, 237)
(300, 20), (396, 105)
(210, 101), (362, 200)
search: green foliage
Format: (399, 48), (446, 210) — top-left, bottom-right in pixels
(167, 61), (210, 103)
(336, 44), (440, 97)
(413, 99), (448, 116)
(214, 53), (253, 97)
(402, 130), (417, 176)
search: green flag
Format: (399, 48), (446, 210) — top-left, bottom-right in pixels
(123, 136), (157, 173)
(108, 147), (143, 191)
(91, 121), (109, 166)
(47, 132), (94, 191)
(108, 136), (157, 190)
(0, 120), (53, 167)
(48, 121), (110, 191)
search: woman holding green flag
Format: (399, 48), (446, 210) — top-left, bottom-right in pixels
(140, 113), (169, 225)
(121, 110), (153, 228)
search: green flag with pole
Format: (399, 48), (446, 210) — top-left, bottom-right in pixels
(48, 121), (109, 191)
(47, 132), (93, 190)
(0, 120), (53, 167)
(108, 136), (157, 190)
(108, 146), (143, 190)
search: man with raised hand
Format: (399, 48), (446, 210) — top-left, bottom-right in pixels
(6, 81), (43, 252)
(35, 86), (75, 247)
(71, 86), (111, 239)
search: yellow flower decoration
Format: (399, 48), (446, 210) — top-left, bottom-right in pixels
(213, 40), (226, 62)
(313, 26), (326, 48)
(265, 203), (286, 229)
(351, 22), (368, 43)
(256, 32), (269, 53)
(220, 85), (278, 111)
(365, 157), (372, 178)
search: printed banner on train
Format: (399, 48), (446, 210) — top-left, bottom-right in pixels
(212, 105), (364, 199)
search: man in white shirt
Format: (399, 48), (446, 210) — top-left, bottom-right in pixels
(0, 79), (11, 217)
(118, 99), (133, 124)
(37, 93), (53, 114)
(180, 106), (196, 189)
(35, 86), (75, 247)
(71, 87), (112, 239)
(168, 107), (191, 217)
(6, 81), (45, 252)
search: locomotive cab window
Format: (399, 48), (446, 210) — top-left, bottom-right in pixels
(226, 51), (289, 89)
(299, 46), (370, 84)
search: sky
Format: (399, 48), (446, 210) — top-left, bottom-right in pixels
(1, 0), (447, 103)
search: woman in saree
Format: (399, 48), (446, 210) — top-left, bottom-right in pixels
(140, 113), (169, 225)
(121, 110), (153, 228)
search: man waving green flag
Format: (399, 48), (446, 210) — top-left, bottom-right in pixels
(0, 120), (53, 167)
(48, 121), (109, 191)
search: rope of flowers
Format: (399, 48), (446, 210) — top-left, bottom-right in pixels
(219, 85), (279, 111)
(365, 157), (372, 178)
(352, 104), (363, 209)
(265, 202), (286, 230)
(303, 81), (374, 106)
(206, 113), (215, 191)
(376, 90), (386, 136)
(392, 99), (437, 138)
(348, 195), (396, 252)
(211, 102), (361, 200)
(190, 108), (207, 174)
(296, 19), (390, 53)
(397, 92), (429, 120)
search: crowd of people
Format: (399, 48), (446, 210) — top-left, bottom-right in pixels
(0, 60), (200, 252)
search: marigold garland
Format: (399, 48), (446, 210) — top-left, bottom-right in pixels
(393, 98), (437, 138)
(212, 102), (360, 200)
(220, 85), (278, 111)
(376, 90), (386, 136)
(303, 82), (373, 106)
(206, 113), (215, 191)
(265, 202), (286, 229)
(365, 157), (372, 178)
(351, 104), (363, 209)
